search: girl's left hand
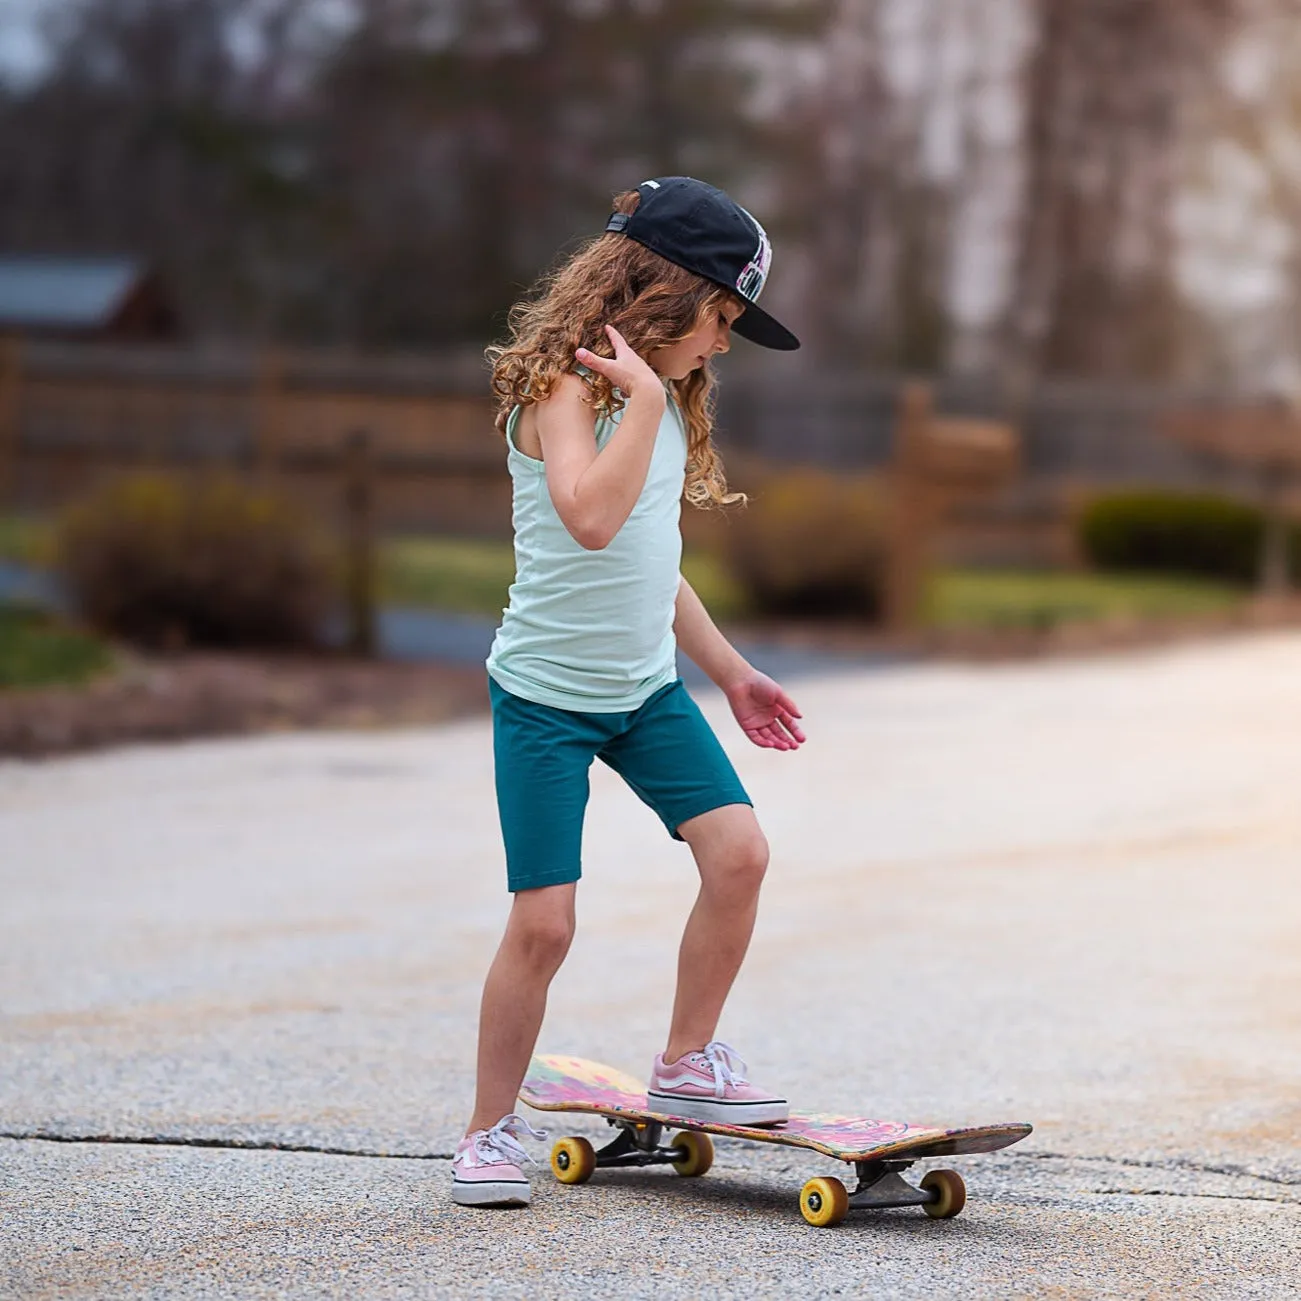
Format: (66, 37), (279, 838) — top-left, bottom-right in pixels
(575, 324), (662, 400)
(724, 670), (806, 751)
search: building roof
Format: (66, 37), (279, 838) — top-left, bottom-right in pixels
(0, 255), (151, 332)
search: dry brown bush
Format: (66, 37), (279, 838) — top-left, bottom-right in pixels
(55, 474), (340, 651)
(716, 466), (886, 620)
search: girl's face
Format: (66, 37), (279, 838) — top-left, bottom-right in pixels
(647, 298), (744, 380)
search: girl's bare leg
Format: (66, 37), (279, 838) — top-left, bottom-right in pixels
(663, 804), (769, 1063)
(466, 882), (577, 1133)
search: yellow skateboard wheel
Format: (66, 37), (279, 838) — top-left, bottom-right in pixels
(920, 1168), (966, 1218)
(550, 1136), (596, 1185)
(669, 1130), (714, 1178)
(799, 1175), (849, 1227)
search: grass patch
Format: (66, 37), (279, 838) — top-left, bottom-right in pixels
(0, 604), (116, 690)
(0, 513), (55, 566)
(928, 569), (1244, 631)
(5, 515), (1247, 636)
(681, 550), (748, 622)
(379, 536), (515, 615)
(379, 535), (749, 621)
(379, 540), (1243, 632)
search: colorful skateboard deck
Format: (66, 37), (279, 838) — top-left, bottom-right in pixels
(520, 1054), (1032, 1226)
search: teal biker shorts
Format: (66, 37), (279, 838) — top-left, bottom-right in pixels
(489, 676), (752, 892)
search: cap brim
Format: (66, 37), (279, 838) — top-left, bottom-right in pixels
(731, 302), (800, 351)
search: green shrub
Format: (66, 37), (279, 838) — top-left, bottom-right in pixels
(1078, 490), (1301, 586)
(55, 474), (340, 650)
(720, 469), (885, 620)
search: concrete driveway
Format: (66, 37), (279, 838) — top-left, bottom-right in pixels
(2, 633), (1299, 1298)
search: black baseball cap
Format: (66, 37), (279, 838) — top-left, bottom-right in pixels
(605, 176), (800, 351)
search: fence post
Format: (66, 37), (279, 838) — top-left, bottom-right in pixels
(0, 334), (20, 508)
(344, 429), (377, 657)
(254, 346), (285, 485)
(884, 382), (934, 636)
(1259, 459), (1291, 596)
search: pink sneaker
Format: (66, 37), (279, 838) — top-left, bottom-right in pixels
(648, 1041), (789, 1126)
(451, 1113), (548, 1207)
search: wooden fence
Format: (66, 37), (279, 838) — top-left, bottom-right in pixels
(0, 339), (508, 536)
(0, 336), (1262, 569)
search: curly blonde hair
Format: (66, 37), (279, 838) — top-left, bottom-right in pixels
(487, 190), (744, 507)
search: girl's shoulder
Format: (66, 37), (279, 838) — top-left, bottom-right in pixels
(536, 369), (599, 418)
(522, 371), (602, 450)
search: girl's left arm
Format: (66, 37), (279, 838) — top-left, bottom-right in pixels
(674, 577), (806, 752)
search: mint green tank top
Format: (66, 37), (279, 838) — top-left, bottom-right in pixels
(486, 391), (686, 711)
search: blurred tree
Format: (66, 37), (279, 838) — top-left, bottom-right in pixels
(791, 0), (992, 371)
(793, 0), (1247, 382)
(1001, 0), (1243, 385)
(787, 0), (895, 364)
(0, 0), (326, 338)
(789, 0), (955, 368)
(311, 0), (829, 344)
(0, 0), (1263, 381)
(0, 0), (828, 345)
(1195, 0), (1301, 388)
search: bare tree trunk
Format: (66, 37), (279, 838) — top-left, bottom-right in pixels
(1000, 0), (1242, 391)
(1000, 0), (1071, 407)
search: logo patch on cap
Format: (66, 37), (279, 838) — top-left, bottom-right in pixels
(734, 208), (772, 303)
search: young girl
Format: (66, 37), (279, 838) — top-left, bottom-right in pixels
(454, 176), (806, 1207)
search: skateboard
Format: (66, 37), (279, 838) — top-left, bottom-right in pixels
(520, 1054), (1032, 1227)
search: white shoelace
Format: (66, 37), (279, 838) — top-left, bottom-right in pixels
(471, 1113), (548, 1167)
(698, 1040), (749, 1098)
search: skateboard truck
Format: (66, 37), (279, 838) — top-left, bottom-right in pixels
(586, 1118), (690, 1169)
(847, 1160), (935, 1210)
(551, 1117), (715, 1183)
(800, 1159), (966, 1225)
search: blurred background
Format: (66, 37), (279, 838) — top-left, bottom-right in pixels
(3, 0), (1301, 755)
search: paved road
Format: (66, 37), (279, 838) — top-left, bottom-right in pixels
(3, 633), (1300, 1297)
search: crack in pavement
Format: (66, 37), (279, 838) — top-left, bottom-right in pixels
(0, 1130), (455, 1161)
(1015, 1149), (1301, 1188)
(1092, 1187), (1300, 1205)
(7, 1132), (1299, 1208)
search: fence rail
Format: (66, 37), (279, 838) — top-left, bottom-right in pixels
(0, 338), (1270, 550)
(0, 339), (508, 535)
(716, 363), (1246, 488)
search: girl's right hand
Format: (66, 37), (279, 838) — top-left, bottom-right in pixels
(576, 325), (662, 400)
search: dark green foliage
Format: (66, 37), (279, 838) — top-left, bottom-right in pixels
(1078, 490), (1301, 586)
(54, 474), (340, 650)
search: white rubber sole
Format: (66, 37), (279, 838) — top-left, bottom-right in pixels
(452, 1177), (531, 1207)
(647, 1090), (790, 1126)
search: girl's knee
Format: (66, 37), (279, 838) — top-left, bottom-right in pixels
(507, 895), (576, 970)
(705, 827), (769, 898)
(739, 828), (770, 887)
